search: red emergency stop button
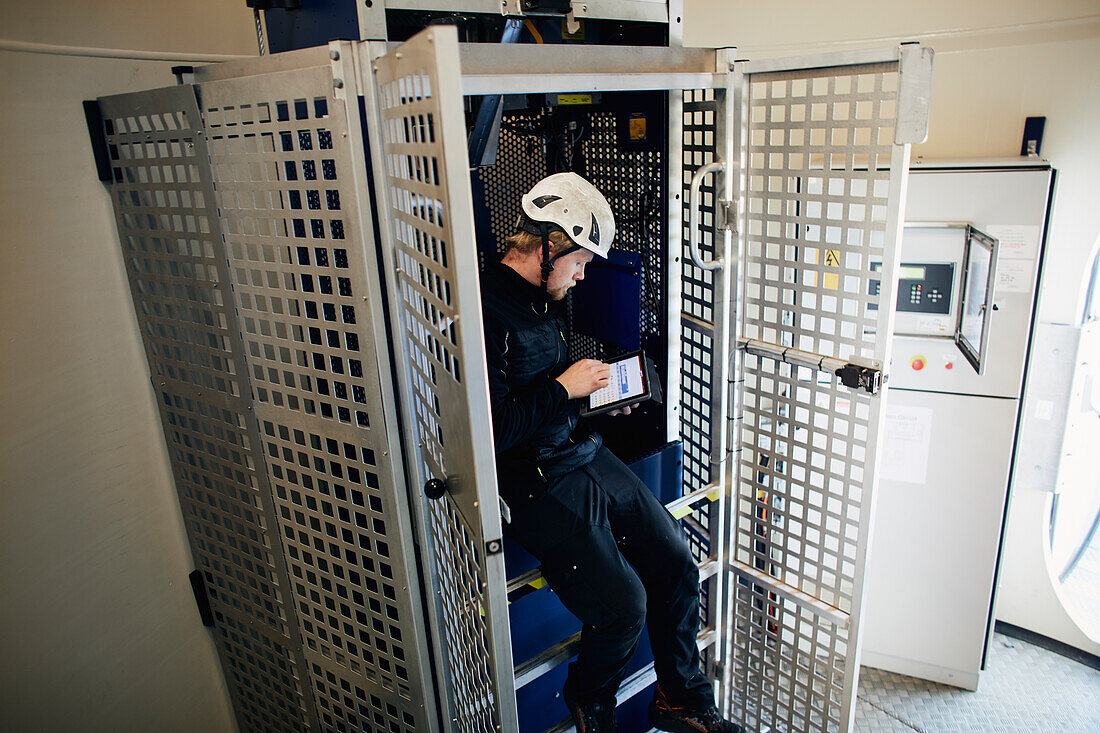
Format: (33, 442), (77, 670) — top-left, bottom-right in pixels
(910, 356), (926, 371)
(945, 361), (954, 370)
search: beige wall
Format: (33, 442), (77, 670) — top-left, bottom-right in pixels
(1, 2), (255, 731)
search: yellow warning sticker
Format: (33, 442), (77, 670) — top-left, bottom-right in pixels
(671, 487), (722, 520)
(629, 113), (647, 141)
(822, 249), (841, 289)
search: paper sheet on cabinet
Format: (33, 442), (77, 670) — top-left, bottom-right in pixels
(881, 404), (933, 484)
(984, 224), (1040, 261)
(996, 259), (1033, 293)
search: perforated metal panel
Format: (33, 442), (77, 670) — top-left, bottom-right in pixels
(364, 27), (519, 732)
(669, 86), (727, 674)
(98, 85), (317, 733)
(677, 88), (720, 499)
(475, 109), (548, 260)
(474, 106), (667, 368)
(196, 61), (435, 733)
(721, 58), (912, 733)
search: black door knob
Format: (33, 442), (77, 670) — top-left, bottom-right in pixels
(424, 478), (448, 500)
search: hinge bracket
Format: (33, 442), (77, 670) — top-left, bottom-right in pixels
(717, 200), (736, 233)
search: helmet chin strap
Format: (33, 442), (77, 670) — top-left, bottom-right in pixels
(539, 221), (553, 291)
(520, 215), (580, 293)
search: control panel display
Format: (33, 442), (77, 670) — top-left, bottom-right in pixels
(868, 262), (954, 316)
(896, 262), (954, 314)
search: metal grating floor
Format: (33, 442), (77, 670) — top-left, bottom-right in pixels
(854, 632), (1100, 732)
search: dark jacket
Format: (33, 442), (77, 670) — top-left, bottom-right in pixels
(480, 261), (602, 483)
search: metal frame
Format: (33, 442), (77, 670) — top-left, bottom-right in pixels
(357, 28), (519, 731)
(196, 56), (438, 732)
(955, 226), (1000, 375)
(362, 31), (741, 729)
(719, 45), (930, 732)
(386, 0), (669, 24)
(456, 44), (723, 95)
(99, 29), (931, 733)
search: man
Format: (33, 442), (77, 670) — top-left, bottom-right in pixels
(480, 172), (740, 733)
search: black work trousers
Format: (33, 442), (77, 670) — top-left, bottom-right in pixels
(502, 446), (713, 708)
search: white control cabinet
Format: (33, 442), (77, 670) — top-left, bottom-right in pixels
(862, 162), (1054, 689)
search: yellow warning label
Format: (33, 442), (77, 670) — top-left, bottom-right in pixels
(557, 94), (593, 105)
(822, 249), (841, 289)
(629, 113), (647, 141)
(671, 487), (721, 520)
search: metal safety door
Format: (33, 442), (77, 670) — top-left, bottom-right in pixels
(358, 28), (519, 732)
(718, 46), (933, 732)
(96, 47), (443, 733)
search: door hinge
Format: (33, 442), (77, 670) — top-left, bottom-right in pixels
(189, 569), (215, 628)
(717, 200), (736, 233)
(82, 100), (114, 183)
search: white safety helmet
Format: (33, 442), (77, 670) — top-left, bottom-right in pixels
(519, 172), (615, 259)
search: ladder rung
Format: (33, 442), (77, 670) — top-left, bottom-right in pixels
(541, 661), (659, 733)
(697, 625), (718, 651)
(698, 556), (719, 582)
(514, 631), (581, 689)
(506, 567), (547, 596)
(665, 481), (719, 519)
(680, 312), (715, 334)
(515, 624), (715, 690)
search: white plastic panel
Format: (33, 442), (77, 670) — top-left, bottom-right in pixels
(724, 54), (915, 733)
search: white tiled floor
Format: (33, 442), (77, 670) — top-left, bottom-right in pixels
(855, 632), (1100, 732)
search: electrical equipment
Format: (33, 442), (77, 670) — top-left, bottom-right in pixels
(872, 223), (1000, 373)
(863, 163), (1055, 691)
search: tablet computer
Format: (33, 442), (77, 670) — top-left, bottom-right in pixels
(580, 349), (654, 417)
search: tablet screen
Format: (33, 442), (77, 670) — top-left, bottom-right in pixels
(587, 353), (647, 412)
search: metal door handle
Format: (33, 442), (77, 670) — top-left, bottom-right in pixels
(688, 160), (726, 271)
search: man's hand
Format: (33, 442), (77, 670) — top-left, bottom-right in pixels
(555, 359), (610, 399)
(608, 403), (641, 417)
